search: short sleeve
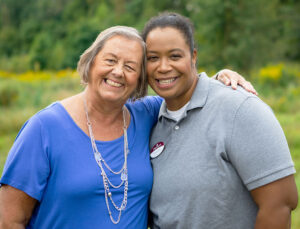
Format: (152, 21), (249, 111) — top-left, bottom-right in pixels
(140, 96), (163, 120)
(0, 115), (50, 201)
(229, 97), (295, 190)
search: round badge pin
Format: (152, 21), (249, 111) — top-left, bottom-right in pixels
(150, 142), (165, 158)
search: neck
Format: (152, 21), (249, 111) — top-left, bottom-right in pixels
(165, 73), (198, 111)
(83, 88), (125, 126)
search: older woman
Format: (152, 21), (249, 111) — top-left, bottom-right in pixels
(0, 26), (162, 229)
(0, 25), (255, 228)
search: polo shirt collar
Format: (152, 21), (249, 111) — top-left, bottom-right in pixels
(158, 72), (210, 121)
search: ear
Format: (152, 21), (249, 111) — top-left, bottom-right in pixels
(192, 49), (197, 67)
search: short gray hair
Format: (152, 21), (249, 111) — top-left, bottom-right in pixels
(77, 26), (148, 100)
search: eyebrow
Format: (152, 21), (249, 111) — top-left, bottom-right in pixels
(147, 48), (184, 53)
(105, 53), (139, 65)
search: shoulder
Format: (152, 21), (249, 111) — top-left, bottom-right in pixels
(17, 102), (66, 140)
(34, 102), (64, 120)
(207, 78), (262, 115)
(204, 78), (275, 138)
(209, 78), (255, 102)
(31, 102), (68, 128)
(126, 96), (162, 117)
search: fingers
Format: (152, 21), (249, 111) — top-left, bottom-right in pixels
(235, 72), (257, 95)
(230, 72), (239, 90)
(235, 73), (258, 95)
(217, 69), (238, 89)
(240, 81), (258, 95)
(217, 69), (258, 95)
(217, 73), (231, 86)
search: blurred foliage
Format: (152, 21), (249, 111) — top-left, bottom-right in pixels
(0, 62), (299, 111)
(0, 69), (81, 108)
(0, 81), (19, 107)
(256, 63), (300, 87)
(0, 0), (299, 73)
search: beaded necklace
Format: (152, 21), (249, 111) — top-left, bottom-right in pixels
(83, 96), (129, 224)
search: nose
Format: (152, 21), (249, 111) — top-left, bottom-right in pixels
(111, 63), (124, 77)
(158, 58), (172, 73)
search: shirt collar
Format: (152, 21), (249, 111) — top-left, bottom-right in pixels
(158, 72), (210, 120)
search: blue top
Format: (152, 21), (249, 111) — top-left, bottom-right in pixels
(0, 96), (162, 229)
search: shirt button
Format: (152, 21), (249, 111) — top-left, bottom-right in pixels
(174, 125), (179, 130)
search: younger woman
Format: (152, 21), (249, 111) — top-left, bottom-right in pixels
(143, 13), (297, 229)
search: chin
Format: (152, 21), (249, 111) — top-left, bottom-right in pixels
(99, 93), (123, 102)
(156, 91), (174, 100)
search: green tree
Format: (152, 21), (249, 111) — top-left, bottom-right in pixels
(189, 0), (283, 72)
(0, 0), (299, 72)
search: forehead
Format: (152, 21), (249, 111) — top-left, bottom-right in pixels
(146, 27), (189, 51)
(99, 35), (143, 60)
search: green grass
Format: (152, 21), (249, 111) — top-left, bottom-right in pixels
(0, 132), (16, 172)
(276, 113), (300, 229)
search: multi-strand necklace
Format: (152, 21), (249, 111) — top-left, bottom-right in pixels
(83, 96), (129, 224)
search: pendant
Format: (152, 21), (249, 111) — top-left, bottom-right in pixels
(94, 153), (101, 162)
(121, 172), (127, 181)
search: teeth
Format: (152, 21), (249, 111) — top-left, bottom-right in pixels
(106, 79), (122, 87)
(158, 78), (176, 85)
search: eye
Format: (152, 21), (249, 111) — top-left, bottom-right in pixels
(105, 59), (116, 65)
(147, 56), (159, 62)
(170, 54), (182, 60)
(125, 65), (136, 72)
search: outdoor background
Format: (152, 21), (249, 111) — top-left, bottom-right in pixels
(0, 0), (299, 227)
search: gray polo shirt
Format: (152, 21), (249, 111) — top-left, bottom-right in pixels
(149, 73), (295, 229)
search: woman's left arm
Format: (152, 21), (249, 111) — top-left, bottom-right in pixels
(213, 69), (258, 95)
(0, 185), (37, 228)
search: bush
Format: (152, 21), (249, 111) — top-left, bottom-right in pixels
(0, 79), (19, 107)
(257, 63), (300, 88)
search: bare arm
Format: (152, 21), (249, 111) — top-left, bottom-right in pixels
(0, 185), (37, 229)
(250, 175), (298, 229)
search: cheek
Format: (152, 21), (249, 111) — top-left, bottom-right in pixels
(89, 69), (98, 84)
(147, 73), (156, 85)
(146, 63), (156, 77)
(128, 72), (140, 86)
(90, 66), (106, 79)
(180, 60), (193, 74)
(181, 58), (191, 68)
(147, 76), (156, 89)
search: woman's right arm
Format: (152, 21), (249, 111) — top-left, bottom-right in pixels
(0, 185), (37, 229)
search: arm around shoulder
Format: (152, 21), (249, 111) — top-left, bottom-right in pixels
(0, 185), (37, 229)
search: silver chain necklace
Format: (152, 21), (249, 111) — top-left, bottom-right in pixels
(83, 96), (129, 224)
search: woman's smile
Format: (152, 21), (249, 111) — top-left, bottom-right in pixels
(154, 76), (179, 89)
(104, 78), (124, 88)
